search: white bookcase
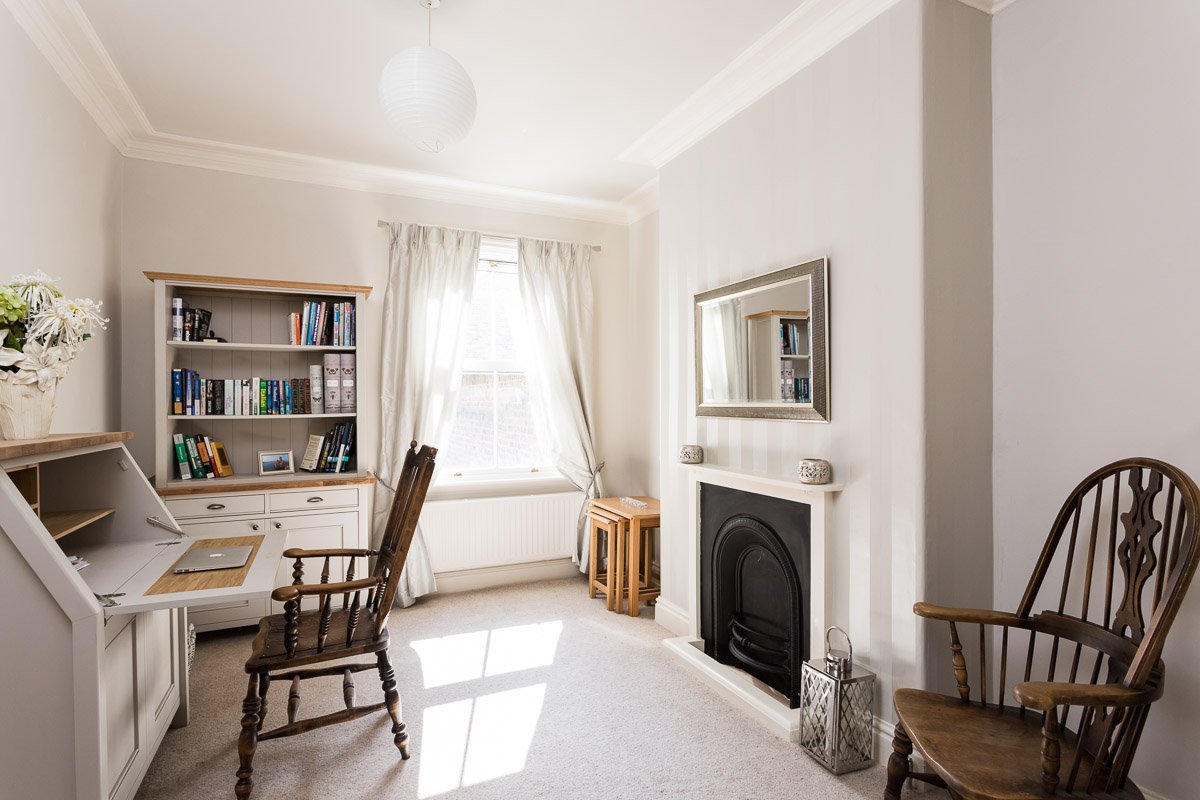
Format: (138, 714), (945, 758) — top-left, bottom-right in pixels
(146, 272), (375, 630)
(746, 310), (812, 404)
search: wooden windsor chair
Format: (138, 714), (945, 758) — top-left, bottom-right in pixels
(885, 458), (1200, 800)
(234, 442), (436, 800)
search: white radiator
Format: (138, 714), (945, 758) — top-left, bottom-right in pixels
(422, 491), (584, 574)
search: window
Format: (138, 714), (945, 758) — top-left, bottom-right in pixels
(439, 238), (554, 480)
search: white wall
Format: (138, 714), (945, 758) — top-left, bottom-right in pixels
(119, 160), (651, 498)
(657, 0), (995, 716)
(0, 4), (122, 434)
(994, 2), (1200, 797)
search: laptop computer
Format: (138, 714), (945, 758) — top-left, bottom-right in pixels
(172, 544), (254, 574)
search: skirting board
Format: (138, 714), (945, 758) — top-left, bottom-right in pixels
(652, 598), (690, 636)
(434, 558), (581, 594)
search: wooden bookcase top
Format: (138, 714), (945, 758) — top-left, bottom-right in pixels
(155, 470), (375, 497)
(0, 432), (133, 461)
(144, 271), (373, 299)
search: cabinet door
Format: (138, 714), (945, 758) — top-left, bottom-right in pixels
(103, 616), (139, 799)
(137, 608), (179, 739)
(180, 517), (270, 631)
(271, 511), (358, 613)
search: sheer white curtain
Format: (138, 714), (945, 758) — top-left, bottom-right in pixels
(517, 238), (604, 572)
(375, 223), (481, 606)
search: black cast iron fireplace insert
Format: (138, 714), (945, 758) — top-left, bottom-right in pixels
(700, 483), (811, 708)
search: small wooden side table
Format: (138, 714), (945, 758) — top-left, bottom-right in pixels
(589, 496), (661, 617)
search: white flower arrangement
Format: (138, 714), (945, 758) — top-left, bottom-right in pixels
(0, 272), (108, 391)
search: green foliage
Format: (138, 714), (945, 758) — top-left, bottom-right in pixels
(0, 287), (27, 349)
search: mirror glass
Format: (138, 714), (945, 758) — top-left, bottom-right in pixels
(694, 259), (829, 421)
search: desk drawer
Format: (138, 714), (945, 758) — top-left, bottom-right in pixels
(269, 487), (358, 513)
(166, 493), (265, 520)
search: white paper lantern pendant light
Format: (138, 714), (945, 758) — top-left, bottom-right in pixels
(379, 0), (477, 153)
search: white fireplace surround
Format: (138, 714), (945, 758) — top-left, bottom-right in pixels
(662, 462), (841, 741)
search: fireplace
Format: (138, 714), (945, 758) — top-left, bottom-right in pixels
(701, 483), (811, 708)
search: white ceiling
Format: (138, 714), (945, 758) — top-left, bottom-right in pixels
(9, 0), (1014, 222)
(73, 0), (801, 204)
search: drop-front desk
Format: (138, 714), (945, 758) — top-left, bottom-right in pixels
(0, 433), (288, 800)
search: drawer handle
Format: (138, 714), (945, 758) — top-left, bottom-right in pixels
(206, 503), (226, 510)
(251, 523), (260, 531)
(306, 496), (324, 503)
(274, 521), (282, 529)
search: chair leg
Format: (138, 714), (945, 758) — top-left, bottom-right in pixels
(256, 672), (270, 732)
(884, 721), (912, 800)
(377, 649), (410, 759)
(235, 673), (262, 800)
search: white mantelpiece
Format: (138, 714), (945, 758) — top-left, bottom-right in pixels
(662, 462), (842, 741)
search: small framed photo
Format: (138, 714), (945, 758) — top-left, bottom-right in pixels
(258, 449), (294, 476)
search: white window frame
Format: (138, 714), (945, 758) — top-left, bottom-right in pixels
(433, 237), (562, 496)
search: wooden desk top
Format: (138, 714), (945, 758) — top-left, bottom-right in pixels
(591, 496), (660, 520)
(0, 431), (132, 461)
(146, 535), (265, 595)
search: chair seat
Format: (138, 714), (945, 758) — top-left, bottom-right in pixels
(893, 689), (1143, 800)
(245, 608), (388, 672)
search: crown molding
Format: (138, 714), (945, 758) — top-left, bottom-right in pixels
(619, 0), (1015, 169)
(618, 0), (906, 168)
(3, 0), (636, 226)
(955, 0), (1019, 13)
(124, 131), (633, 225)
(621, 177), (660, 224)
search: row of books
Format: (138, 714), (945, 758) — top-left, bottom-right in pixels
(173, 433), (235, 480)
(171, 356), (357, 415)
(170, 299), (212, 342)
(779, 320), (808, 356)
(172, 370), (322, 416)
(288, 300), (355, 346)
(780, 368), (811, 403)
(299, 422), (356, 473)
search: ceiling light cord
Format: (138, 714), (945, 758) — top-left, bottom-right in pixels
(427, 2), (432, 46)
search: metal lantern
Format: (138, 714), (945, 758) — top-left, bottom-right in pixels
(799, 626), (876, 774)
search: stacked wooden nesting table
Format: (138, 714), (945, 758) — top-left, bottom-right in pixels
(587, 496), (661, 617)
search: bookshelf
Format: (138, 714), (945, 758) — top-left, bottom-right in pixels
(148, 272), (372, 488)
(745, 310), (813, 404)
(146, 273), (375, 631)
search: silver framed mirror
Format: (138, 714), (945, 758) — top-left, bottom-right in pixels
(694, 257), (829, 422)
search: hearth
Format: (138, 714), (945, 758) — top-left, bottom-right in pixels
(700, 483), (811, 708)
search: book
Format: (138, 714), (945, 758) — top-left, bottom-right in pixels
(299, 434), (324, 471)
(196, 437), (216, 478)
(211, 441), (234, 477)
(308, 364), (324, 413)
(183, 435), (206, 479)
(225, 378), (235, 415)
(339, 353), (356, 412)
(172, 433), (191, 480)
(171, 369), (183, 415)
(171, 298), (184, 341)
(323, 354), (342, 412)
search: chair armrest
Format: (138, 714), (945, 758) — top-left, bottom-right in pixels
(272, 576), (384, 603)
(282, 547), (377, 559)
(913, 602), (1025, 626)
(1013, 681), (1158, 712)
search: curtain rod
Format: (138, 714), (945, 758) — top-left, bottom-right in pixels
(376, 219), (601, 253)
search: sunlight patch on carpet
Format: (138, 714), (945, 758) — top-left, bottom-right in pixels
(411, 621), (563, 688)
(418, 684), (547, 797)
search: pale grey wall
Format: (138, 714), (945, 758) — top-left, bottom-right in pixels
(657, 0), (930, 711)
(993, 2), (1200, 797)
(625, 211), (660, 496)
(921, 0), (993, 695)
(0, 4), (122, 434)
(119, 160), (650, 496)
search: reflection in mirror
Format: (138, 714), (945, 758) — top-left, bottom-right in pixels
(694, 258), (828, 421)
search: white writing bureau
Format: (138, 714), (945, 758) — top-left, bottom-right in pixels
(0, 433), (296, 800)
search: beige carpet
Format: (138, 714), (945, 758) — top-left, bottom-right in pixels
(136, 578), (888, 799)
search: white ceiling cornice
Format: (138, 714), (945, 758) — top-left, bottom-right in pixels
(621, 177), (660, 224)
(2, 0), (635, 225)
(619, 0), (1014, 169)
(6, 0), (1019, 225)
